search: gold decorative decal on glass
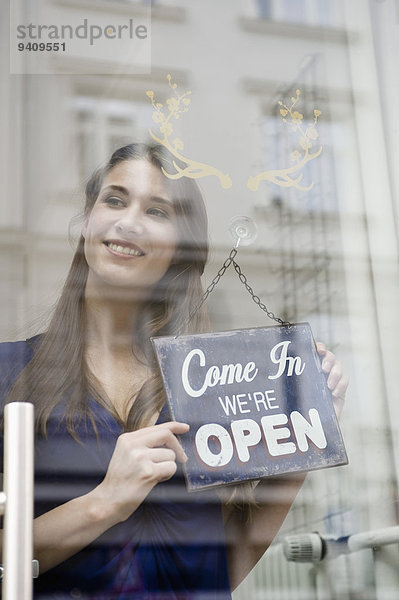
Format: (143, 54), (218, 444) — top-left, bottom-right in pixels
(147, 74), (232, 189)
(247, 90), (322, 192)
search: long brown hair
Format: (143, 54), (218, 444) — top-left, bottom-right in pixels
(6, 143), (210, 437)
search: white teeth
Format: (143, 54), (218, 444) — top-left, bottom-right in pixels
(107, 243), (142, 256)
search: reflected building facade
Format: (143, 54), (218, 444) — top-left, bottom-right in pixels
(1, 0), (399, 598)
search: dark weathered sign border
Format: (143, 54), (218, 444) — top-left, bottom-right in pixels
(152, 323), (347, 491)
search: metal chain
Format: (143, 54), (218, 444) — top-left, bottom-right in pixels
(192, 247), (238, 314)
(175, 248), (238, 336)
(232, 260), (292, 327)
(175, 247), (291, 336)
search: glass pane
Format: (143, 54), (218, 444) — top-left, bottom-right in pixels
(1, 1), (398, 599)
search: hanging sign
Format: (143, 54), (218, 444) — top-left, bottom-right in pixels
(152, 323), (347, 491)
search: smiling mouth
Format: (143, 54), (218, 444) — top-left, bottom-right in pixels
(104, 242), (145, 257)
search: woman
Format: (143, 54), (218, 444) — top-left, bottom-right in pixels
(0, 143), (348, 599)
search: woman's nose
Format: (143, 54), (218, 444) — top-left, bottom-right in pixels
(115, 205), (145, 236)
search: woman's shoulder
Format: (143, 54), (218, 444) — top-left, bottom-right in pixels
(0, 334), (43, 394)
(0, 335), (41, 370)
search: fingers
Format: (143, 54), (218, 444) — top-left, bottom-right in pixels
(331, 373), (349, 400)
(143, 422), (189, 463)
(326, 361), (343, 391)
(135, 423), (188, 484)
(136, 452), (178, 482)
(149, 447), (177, 463)
(139, 423), (189, 485)
(316, 343), (335, 374)
(121, 421), (189, 463)
(316, 341), (349, 408)
(102, 421), (190, 521)
(155, 460), (178, 482)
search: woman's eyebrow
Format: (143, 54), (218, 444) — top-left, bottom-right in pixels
(102, 184), (129, 195)
(150, 196), (174, 207)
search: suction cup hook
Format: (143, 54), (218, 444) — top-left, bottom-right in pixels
(229, 216), (258, 248)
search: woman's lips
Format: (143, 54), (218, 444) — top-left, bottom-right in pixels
(104, 241), (145, 257)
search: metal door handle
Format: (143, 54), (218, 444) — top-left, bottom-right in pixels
(1, 402), (34, 600)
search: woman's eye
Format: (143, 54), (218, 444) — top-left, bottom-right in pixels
(147, 207), (170, 219)
(104, 196), (125, 207)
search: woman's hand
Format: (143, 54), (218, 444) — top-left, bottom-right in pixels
(92, 421), (189, 524)
(31, 421), (189, 574)
(316, 342), (349, 418)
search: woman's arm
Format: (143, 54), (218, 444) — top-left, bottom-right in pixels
(16, 421), (188, 573)
(224, 472), (306, 590)
(224, 344), (349, 590)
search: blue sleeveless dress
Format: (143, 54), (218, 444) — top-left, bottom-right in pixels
(0, 340), (231, 600)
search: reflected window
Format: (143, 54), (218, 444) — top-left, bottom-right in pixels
(72, 96), (153, 182)
(254, 0), (342, 27)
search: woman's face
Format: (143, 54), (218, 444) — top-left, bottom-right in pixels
(83, 159), (178, 297)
